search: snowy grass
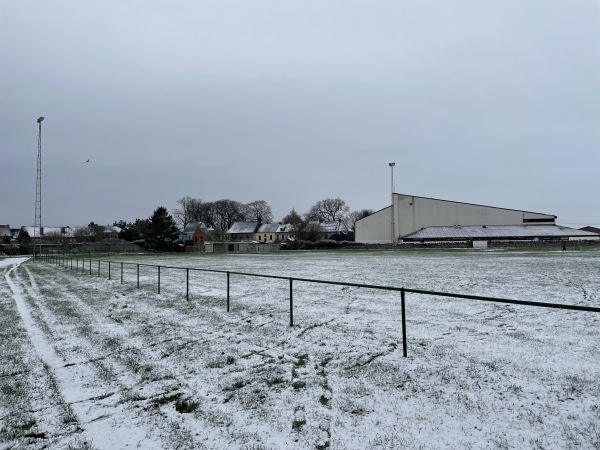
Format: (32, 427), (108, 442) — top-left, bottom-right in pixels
(2, 249), (600, 449)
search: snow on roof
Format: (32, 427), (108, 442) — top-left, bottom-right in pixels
(403, 224), (599, 241)
(277, 224), (295, 233)
(227, 221), (260, 234)
(21, 226), (76, 237)
(257, 223), (280, 233)
(319, 221), (349, 233)
(101, 225), (121, 234)
(183, 222), (209, 233)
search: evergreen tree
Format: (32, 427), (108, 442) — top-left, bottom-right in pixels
(115, 219), (146, 242)
(145, 206), (180, 251)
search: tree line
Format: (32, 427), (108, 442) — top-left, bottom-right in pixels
(113, 196), (373, 250)
(3, 197), (373, 255)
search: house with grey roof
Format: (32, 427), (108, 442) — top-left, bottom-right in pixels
(179, 222), (209, 242)
(304, 220), (352, 241)
(179, 222), (214, 248)
(253, 223), (296, 243)
(226, 221), (260, 241)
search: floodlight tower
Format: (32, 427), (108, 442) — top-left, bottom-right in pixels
(34, 116), (44, 257)
(389, 162), (396, 247)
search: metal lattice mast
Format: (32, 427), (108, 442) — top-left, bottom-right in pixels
(34, 116), (44, 256)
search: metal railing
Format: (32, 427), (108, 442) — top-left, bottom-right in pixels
(38, 254), (600, 357)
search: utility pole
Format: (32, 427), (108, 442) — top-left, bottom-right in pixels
(34, 116), (44, 257)
(389, 162), (396, 247)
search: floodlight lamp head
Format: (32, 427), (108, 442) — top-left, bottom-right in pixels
(37, 117), (44, 123)
(389, 162), (395, 167)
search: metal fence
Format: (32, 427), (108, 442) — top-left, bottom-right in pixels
(38, 253), (600, 357)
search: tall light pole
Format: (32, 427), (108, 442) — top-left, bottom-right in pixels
(389, 162), (396, 247)
(34, 116), (44, 257)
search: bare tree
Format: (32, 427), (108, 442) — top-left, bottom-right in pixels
(172, 197), (203, 229)
(305, 198), (350, 222)
(74, 226), (96, 243)
(244, 200), (273, 223)
(347, 209), (374, 230)
(210, 199), (245, 233)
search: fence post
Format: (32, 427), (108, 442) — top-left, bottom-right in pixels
(137, 264), (139, 288)
(401, 288), (407, 358)
(89, 260), (92, 275)
(121, 262), (123, 284)
(108, 261), (111, 281)
(158, 266), (161, 294)
(97, 260), (100, 277)
(70, 257), (73, 270)
(227, 272), (230, 312)
(289, 278), (294, 327)
(186, 268), (189, 301)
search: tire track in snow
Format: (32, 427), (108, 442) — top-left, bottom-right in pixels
(20, 262), (241, 447)
(5, 259), (165, 450)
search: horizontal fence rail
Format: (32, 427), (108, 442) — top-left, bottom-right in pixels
(38, 254), (600, 357)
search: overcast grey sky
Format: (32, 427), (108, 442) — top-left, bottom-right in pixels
(2, 1), (599, 228)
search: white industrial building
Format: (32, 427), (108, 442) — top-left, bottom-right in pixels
(355, 193), (599, 244)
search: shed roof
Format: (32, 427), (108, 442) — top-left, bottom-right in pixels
(403, 224), (599, 241)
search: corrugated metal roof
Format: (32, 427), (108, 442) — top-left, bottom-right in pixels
(403, 225), (599, 241)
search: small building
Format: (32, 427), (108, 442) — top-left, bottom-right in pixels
(276, 224), (295, 242)
(180, 222), (211, 243)
(306, 220), (352, 240)
(99, 225), (121, 239)
(226, 221), (260, 241)
(254, 223), (279, 243)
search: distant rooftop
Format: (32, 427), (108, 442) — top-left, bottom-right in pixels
(227, 221), (260, 234)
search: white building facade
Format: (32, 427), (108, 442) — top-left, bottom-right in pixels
(355, 194), (556, 244)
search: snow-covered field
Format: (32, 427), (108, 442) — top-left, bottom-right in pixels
(1, 249), (599, 449)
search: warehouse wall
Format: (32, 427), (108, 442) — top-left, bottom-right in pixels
(355, 194), (556, 244)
